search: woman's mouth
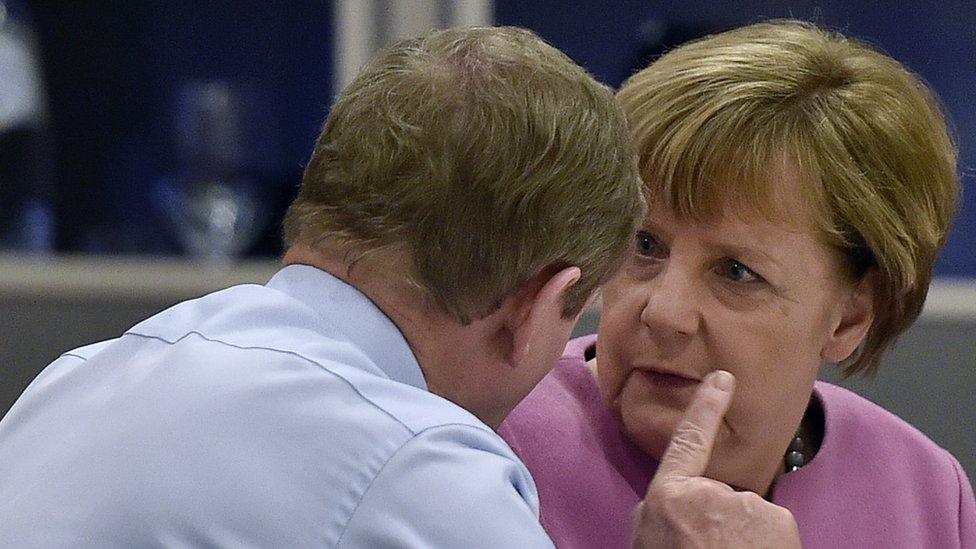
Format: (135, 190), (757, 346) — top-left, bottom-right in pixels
(636, 368), (699, 391)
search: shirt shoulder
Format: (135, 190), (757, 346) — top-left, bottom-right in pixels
(338, 424), (553, 548)
(124, 282), (487, 433)
(61, 339), (117, 361)
(813, 382), (957, 469)
(775, 382), (974, 548)
(0, 282), (524, 546)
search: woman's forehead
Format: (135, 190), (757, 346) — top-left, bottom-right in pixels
(646, 186), (819, 230)
(644, 173), (821, 230)
(644, 195), (814, 237)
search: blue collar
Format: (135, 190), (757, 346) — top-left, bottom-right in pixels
(266, 264), (428, 391)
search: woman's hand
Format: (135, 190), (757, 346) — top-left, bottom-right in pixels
(630, 371), (801, 549)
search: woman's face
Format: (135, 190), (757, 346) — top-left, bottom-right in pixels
(595, 176), (873, 493)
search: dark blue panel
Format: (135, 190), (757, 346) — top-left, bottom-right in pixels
(28, 1), (333, 255)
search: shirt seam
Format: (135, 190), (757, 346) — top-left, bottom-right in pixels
(124, 329), (426, 438)
(58, 340), (116, 362)
(946, 448), (966, 543)
(335, 423), (520, 547)
(263, 270), (428, 391)
(95, 330), (508, 543)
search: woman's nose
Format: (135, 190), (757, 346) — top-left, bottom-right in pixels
(639, 264), (702, 345)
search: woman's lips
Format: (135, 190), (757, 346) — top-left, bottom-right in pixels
(636, 368), (699, 390)
(623, 367), (701, 410)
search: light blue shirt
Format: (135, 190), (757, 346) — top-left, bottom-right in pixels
(0, 265), (554, 548)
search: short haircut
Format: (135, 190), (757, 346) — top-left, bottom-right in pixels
(617, 20), (959, 376)
(284, 27), (642, 322)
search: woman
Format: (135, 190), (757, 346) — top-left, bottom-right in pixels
(500, 20), (975, 548)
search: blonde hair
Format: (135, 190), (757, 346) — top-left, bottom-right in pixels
(618, 20), (959, 376)
(284, 27), (643, 322)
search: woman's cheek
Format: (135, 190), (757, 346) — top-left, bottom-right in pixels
(597, 358), (626, 410)
(617, 381), (681, 459)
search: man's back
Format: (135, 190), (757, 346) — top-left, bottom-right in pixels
(0, 265), (552, 547)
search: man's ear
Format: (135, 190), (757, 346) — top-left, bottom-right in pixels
(821, 271), (877, 364)
(508, 266), (582, 369)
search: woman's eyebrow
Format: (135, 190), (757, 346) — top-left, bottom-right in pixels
(707, 241), (783, 270)
(641, 216), (785, 270)
(639, 218), (671, 238)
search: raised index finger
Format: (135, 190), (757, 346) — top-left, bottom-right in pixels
(653, 370), (735, 483)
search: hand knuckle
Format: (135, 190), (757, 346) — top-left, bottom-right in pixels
(741, 491), (764, 506)
(777, 505), (798, 524)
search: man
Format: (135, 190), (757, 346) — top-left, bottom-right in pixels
(0, 27), (798, 547)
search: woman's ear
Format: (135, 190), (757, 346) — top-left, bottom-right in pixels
(821, 270), (877, 364)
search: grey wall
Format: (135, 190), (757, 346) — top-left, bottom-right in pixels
(1, 294), (181, 410)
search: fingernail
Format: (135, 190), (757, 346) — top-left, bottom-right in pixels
(709, 370), (734, 392)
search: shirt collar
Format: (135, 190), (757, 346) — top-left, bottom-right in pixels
(266, 264), (428, 391)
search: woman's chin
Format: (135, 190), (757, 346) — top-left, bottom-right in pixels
(617, 400), (766, 493)
(618, 402), (679, 461)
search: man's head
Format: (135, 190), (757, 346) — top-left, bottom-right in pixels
(283, 27), (643, 426)
(284, 26), (642, 323)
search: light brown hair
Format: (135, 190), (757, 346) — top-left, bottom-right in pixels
(617, 20), (959, 376)
(285, 26), (643, 322)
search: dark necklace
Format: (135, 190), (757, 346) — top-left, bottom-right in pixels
(784, 435), (806, 472)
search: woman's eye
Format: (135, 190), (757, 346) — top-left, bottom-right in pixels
(635, 231), (665, 259)
(719, 259), (762, 283)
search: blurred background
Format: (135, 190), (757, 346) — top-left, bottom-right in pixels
(0, 1), (973, 473)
